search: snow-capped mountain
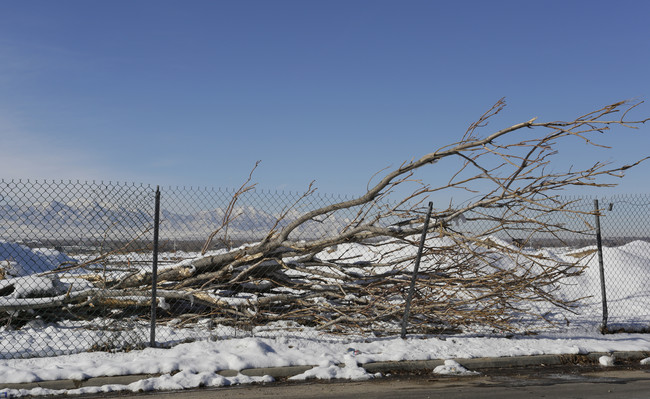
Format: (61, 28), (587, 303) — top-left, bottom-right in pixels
(0, 200), (350, 244)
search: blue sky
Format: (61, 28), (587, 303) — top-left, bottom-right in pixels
(1, 0), (649, 199)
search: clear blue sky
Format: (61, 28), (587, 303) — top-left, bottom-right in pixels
(2, 0), (649, 199)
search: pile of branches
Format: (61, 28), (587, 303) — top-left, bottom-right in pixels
(1, 99), (647, 334)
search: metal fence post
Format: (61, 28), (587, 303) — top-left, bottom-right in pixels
(594, 199), (608, 334)
(150, 186), (161, 347)
(401, 201), (434, 339)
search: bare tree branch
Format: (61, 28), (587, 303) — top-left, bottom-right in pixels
(10, 99), (648, 334)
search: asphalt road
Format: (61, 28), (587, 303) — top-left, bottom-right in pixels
(74, 365), (650, 399)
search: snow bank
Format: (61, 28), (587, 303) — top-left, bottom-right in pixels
(0, 241), (76, 277)
(2, 333), (650, 397)
(2, 372), (274, 397)
(2, 333), (650, 385)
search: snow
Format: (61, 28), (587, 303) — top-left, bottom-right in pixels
(0, 241), (76, 277)
(1, 239), (650, 397)
(598, 355), (616, 367)
(289, 354), (378, 381)
(433, 360), (480, 375)
(4, 373), (274, 397)
(1, 333), (650, 396)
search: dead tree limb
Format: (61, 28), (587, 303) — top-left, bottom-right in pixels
(17, 99), (648, 334)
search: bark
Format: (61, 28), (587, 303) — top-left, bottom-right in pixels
(7, 99), (647, 334)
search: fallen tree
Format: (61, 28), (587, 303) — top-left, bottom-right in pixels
(3, 99), (648, 334)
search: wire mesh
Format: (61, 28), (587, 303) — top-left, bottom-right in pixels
(0, 180), (156, 359)
(153, 186), (365, 343)
(596, 195), (650, 331)
(1, 179), (649, 360)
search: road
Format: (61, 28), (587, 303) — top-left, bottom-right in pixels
(73, 366), (650, 399)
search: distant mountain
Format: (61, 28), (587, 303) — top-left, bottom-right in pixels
(0, 200), (152, 242)
(0, 200), (350, 244)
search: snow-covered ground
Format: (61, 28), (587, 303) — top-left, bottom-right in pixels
(1, 239), (650, 397)
(2, 332), (650, 397)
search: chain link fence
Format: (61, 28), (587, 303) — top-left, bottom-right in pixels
(588, 195), (650, 332)
(0, 180), (649, 359)
(0, 180), (156, 359)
